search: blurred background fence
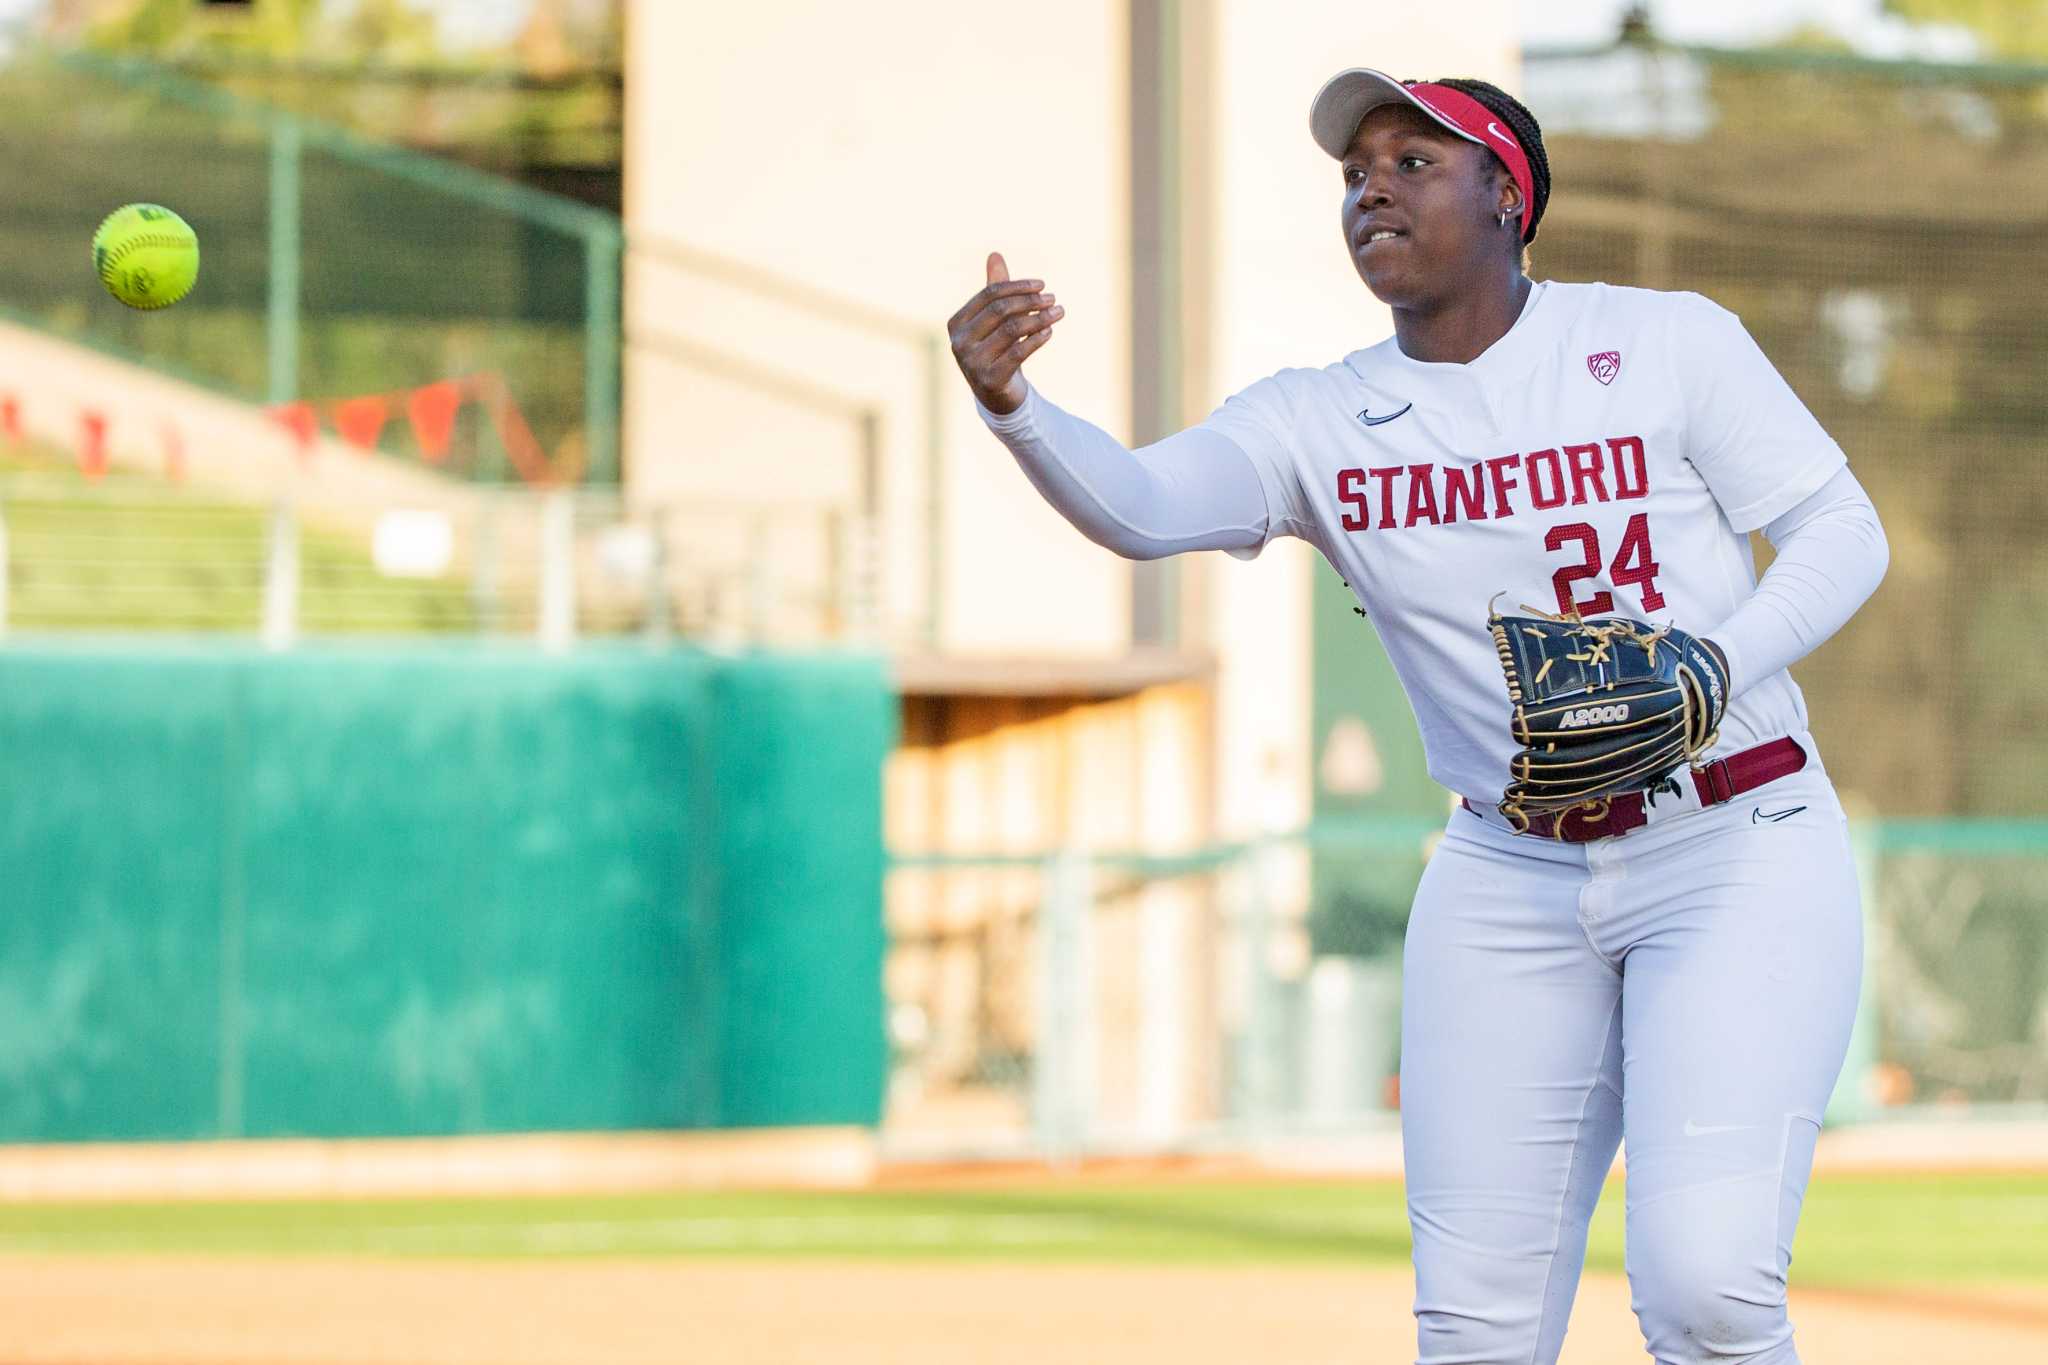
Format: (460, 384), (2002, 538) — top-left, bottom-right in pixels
(1526, 40), (2048, 817)
(0, 50), (619, 484)
(0, 442), (875, 646)
(119, 50), (624, 208)
(882, 818), (2048, 1160)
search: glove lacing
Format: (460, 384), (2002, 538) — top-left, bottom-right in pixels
(1489, 598), (1719, 837)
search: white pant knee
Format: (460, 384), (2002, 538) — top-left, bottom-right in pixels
(1627, 1117), (1822, 1364)
(1628, 1217), (1798, 1363)
(1410, 1221), (1583, 1365)
(1634, 1287), (1796, 1363)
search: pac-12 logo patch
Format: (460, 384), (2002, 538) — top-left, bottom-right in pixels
(1587, 351), (1622, 385)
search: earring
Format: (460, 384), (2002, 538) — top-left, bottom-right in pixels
(1498, 212), (1510, 227)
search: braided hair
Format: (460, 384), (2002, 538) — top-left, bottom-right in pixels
(1430, 78), (1552, 249)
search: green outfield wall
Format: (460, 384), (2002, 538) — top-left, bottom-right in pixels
(0, 643), (892, 1142)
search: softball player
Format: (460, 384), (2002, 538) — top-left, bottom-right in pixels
(949, 68), (1890, 1365)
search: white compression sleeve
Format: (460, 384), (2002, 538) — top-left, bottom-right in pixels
(975, 382), (1272, 560)
(1707, 466), (1888, 697)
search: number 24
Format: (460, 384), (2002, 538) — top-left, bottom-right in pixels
(1545, 512), (1665, 615)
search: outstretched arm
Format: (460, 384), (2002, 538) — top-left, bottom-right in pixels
(976, 382), (1270, 560)
(949, 251), (1273, 560)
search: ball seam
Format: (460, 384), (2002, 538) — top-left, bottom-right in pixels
(97, 231), (198, 307)
(97, 232), (197, 278)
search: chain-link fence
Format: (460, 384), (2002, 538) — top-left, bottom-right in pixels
(882, 820), (2048, 1160)
(1866, 826), (2048, 1107)
(1525, 42), (2048, 818)
(0, 452), (876, 646)
(883, 824), (1457, 1160)
(119, 52), (624, 198)
(0, 48), (619, 485)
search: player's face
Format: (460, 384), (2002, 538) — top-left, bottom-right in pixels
(1340, 104), (1507, 308)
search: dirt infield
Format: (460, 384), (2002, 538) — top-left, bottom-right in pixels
(0, 1256), (2040, 1364)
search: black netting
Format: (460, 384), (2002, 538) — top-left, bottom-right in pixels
(1528, 48), (2048, 817)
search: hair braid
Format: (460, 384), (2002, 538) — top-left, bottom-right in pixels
(1431, 78), (1551, 247)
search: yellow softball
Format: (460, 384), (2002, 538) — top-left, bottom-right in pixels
(92, 204), (200, 310)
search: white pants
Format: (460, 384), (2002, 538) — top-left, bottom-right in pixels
(1400, 760), (1862, 1365)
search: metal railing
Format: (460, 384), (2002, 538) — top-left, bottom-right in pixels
(882, 819), (2048, 1161)
(0, 472), (879, 650)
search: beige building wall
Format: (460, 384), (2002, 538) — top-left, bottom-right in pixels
(623, 0), (1135, 655)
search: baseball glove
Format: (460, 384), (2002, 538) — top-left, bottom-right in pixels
(1489, 599), (1731, 831)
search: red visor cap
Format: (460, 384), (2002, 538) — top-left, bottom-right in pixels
(1309, 68), (1535, 243)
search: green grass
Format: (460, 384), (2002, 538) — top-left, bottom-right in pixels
(0, 1175), (2041, 1286)
(3, 444), (476, 631)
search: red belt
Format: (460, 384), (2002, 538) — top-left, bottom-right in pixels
(1467, 737), (1808, 842)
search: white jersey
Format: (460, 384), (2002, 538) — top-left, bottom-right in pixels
(1201, 280), (1847, 804)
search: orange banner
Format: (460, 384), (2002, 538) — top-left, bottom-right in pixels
(406, 381), (462, 463)
(332, 396), (390, 454)
(257, 375), (569, 485)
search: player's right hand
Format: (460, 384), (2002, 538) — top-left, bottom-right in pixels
(947, 252), (1063, 416)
